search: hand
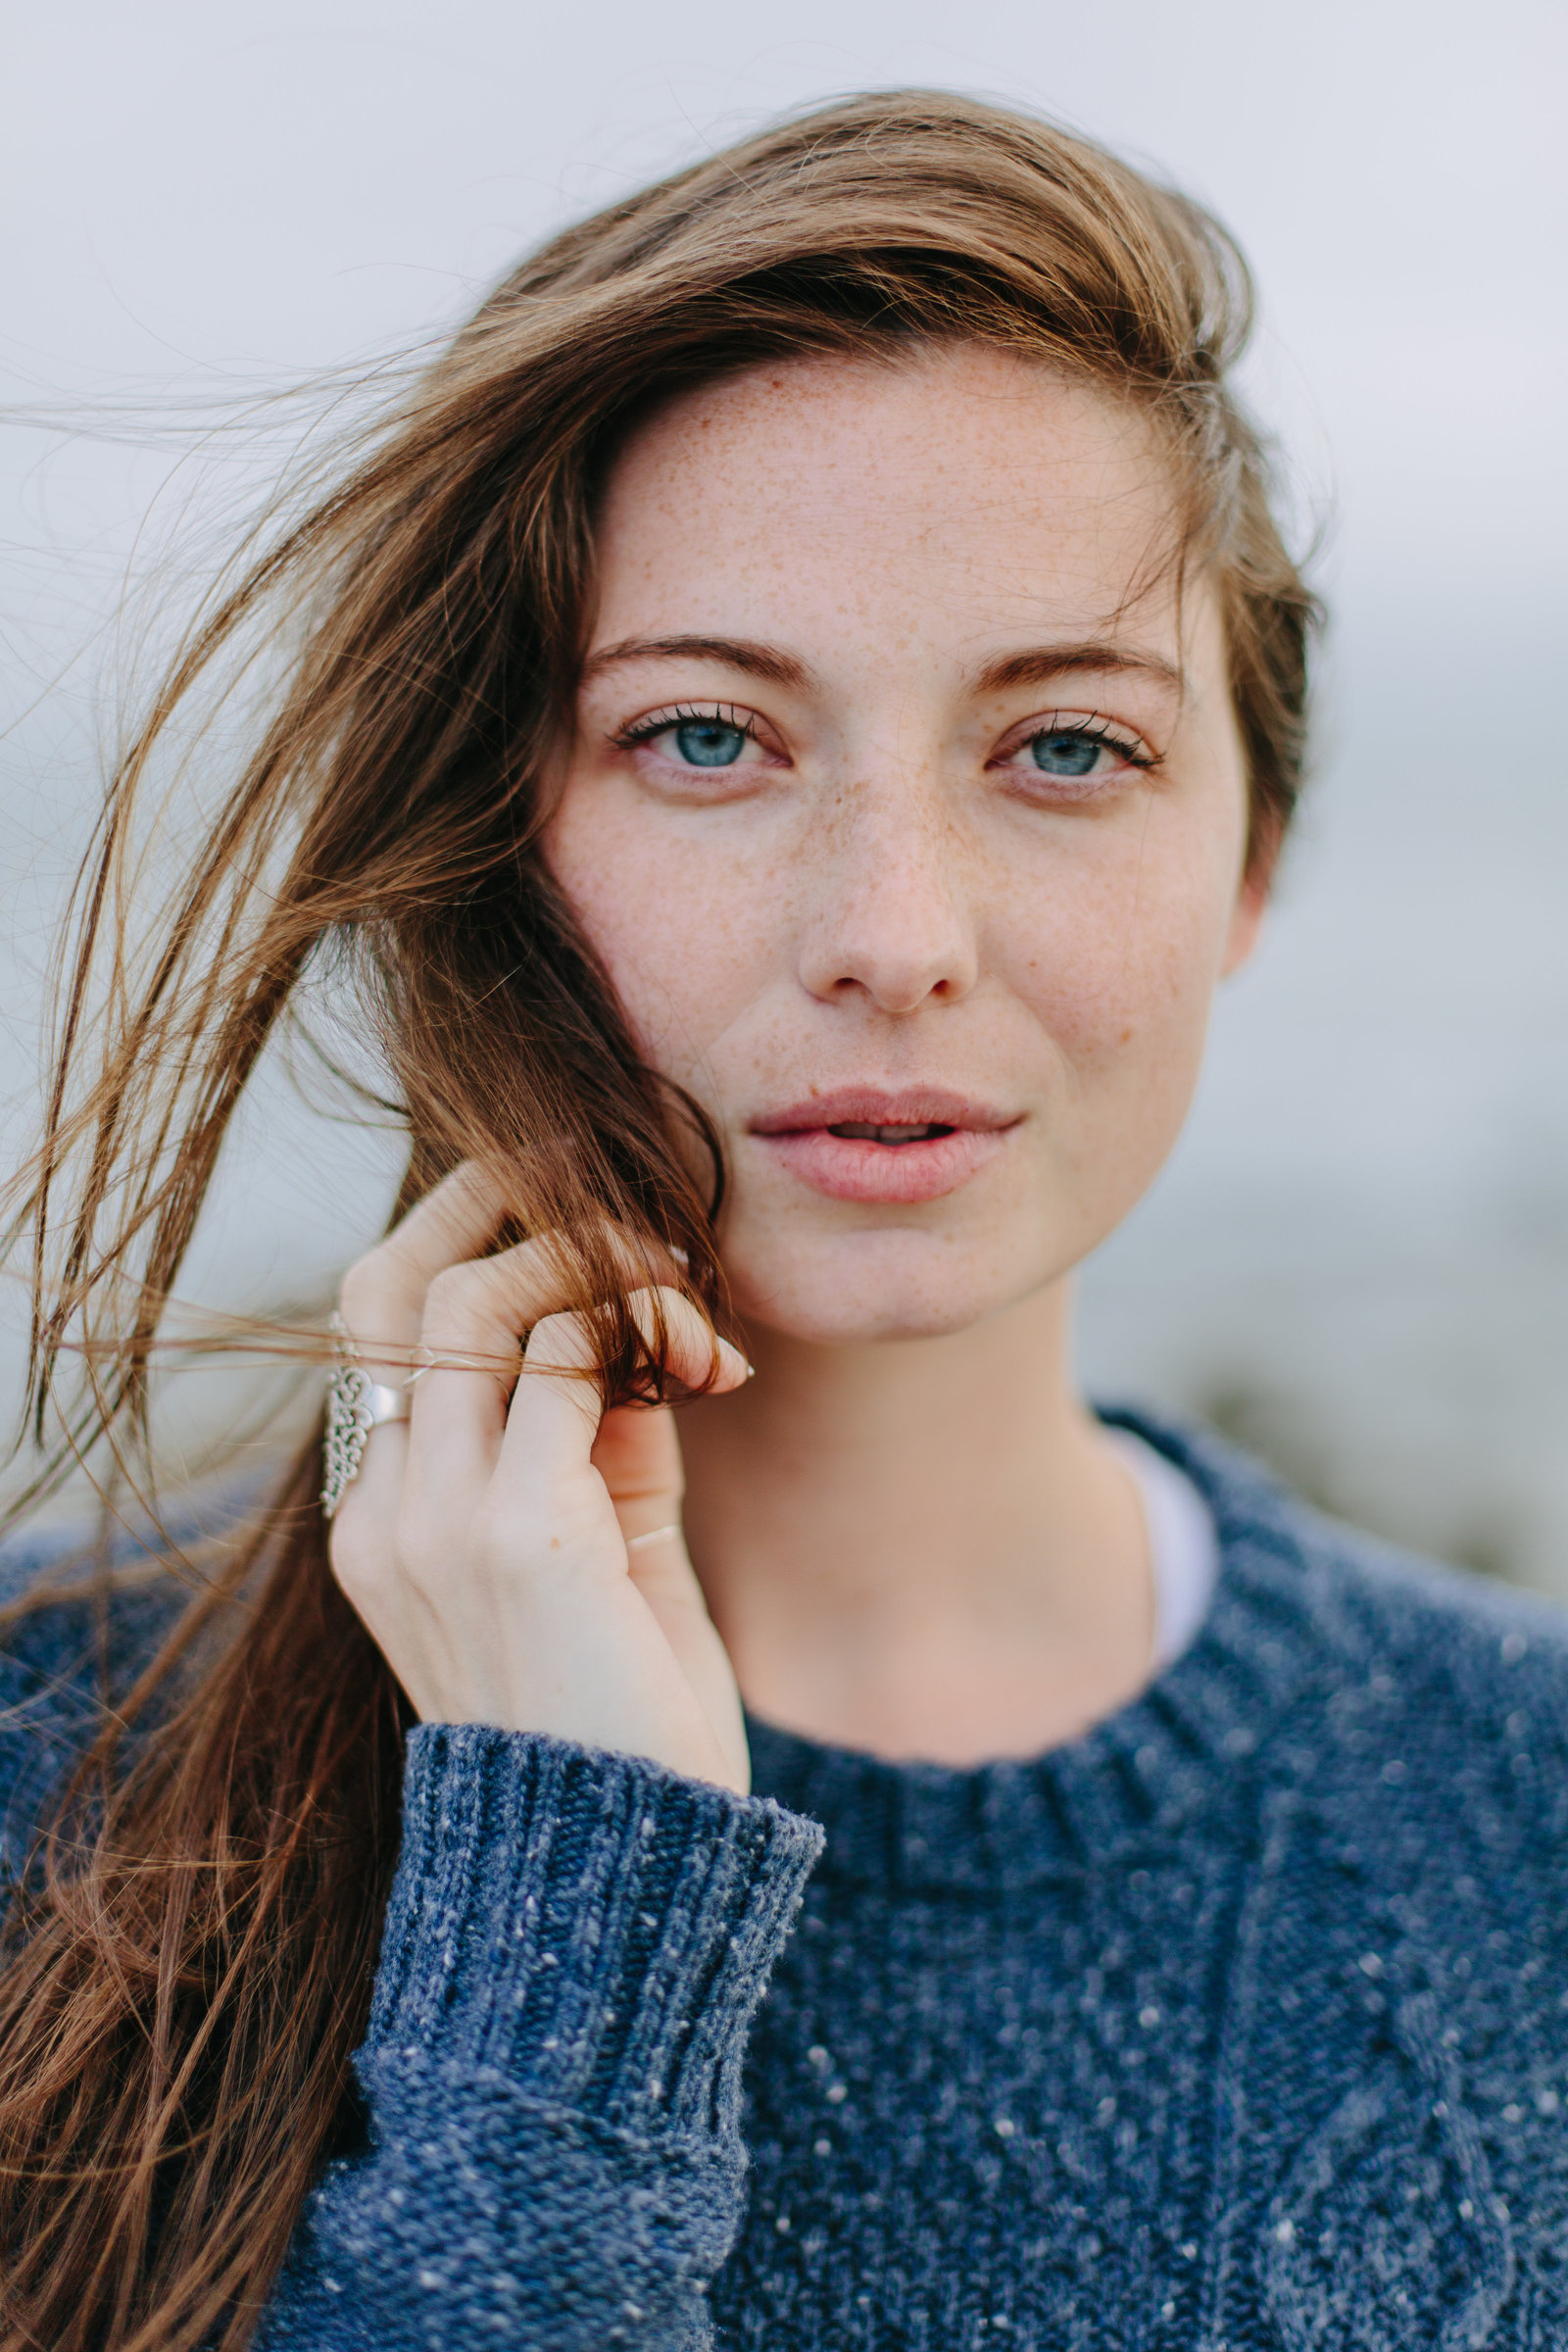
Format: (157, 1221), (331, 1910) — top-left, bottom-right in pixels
(328, 1162), (753, 1792)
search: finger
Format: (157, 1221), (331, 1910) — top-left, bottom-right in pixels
(494, 1289), (746, 1501)
(331, 1164), (514, 1569)
(352, 1210), (687, 1385)
(619, 1287), (751, 1396)
(396, 1244), (562, 1497)
(516, 1287), (748, 1432)
(392, 1234), (647, 1496)
(592, 1399), (684, 1519)
(338, 1159), (510, 1383)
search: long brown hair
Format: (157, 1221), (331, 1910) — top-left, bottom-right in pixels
(0, 90), (1319, 2350)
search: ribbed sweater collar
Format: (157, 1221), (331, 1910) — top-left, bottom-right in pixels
(744, 1412), (1353, 1894)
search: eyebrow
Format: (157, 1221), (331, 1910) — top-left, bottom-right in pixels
(971, 641), (1184, 696)
(578, 632), (1183, 699)
(579, 635), (815, 690)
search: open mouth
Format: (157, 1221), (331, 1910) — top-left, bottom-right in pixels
(826, 1121), (957, 1145)
(751, 1096), (1013, 1203)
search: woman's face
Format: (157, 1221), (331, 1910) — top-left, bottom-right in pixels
(548, 345), (1264, 1344)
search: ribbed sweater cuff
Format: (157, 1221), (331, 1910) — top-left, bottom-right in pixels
(366, 1722), (823, 2134)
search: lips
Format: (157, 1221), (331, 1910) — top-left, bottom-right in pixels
(749, 1089), (1016, 1204)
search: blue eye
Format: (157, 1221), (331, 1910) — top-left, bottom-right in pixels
(1030, 730), (1102, 777)
(672, 718), (747, 767)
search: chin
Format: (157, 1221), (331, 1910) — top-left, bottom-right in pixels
(721, 1224), (1048, 1348)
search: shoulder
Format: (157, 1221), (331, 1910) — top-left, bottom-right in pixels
(1297, 1521), (1568, 1846)
(1128, 1408), (1568, 1716)
(1313, 1523), (1568, 1731)
(1270, 1487), (1568, 1788)
(1142, 1409), (1568, 1846)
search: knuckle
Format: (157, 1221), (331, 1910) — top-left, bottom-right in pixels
(524, 1308), (596, 1376)
(441, 1157), (504, 1213)
(337, 1248), (391, 1326)
(421, 1260), (482, 1323)
(339, 1235), (433, 1334)
(525, 1303), (574, 1344)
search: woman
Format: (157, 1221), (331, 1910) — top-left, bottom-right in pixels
(1, 88), (1563, 2352)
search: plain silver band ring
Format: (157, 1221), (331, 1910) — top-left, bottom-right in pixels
(407, 1345), (525, 1385)
(624, 1522), (682, 1553)
(364, 1382), (414, 1424)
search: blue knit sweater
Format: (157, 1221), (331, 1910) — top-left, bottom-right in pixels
(5, 1414), (1568, 2350)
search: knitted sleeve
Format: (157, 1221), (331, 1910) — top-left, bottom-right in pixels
(254, 1722), (823, 2352)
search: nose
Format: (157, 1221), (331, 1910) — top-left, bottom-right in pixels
(795, 768), (979, 1015)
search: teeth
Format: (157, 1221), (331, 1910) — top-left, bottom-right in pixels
(829, 1122), (949, 1144)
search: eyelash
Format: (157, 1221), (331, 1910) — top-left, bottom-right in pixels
(612, 703), (764, 753)
(612, 704), (1157, 772)
(997, 713), (1156, 772)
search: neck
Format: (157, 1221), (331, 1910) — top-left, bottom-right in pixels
(675, 1280), (1153, 1765)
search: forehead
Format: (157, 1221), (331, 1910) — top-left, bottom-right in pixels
(593, 346), (1188, 651)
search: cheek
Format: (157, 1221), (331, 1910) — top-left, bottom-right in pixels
(1009, 822), (1235, 1081)
(544, 792), (777, 1079)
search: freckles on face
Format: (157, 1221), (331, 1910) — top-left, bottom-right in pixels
(546, 345), (1255, 1342)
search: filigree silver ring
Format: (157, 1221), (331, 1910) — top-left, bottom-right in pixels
(321, 1312), (413, 1520)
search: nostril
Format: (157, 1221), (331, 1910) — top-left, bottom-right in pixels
(806, 933), (978, 1013)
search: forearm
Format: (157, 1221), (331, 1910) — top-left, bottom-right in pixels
(255, 1723), (820, 2351)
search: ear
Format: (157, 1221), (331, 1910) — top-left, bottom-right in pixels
(1220, 855), (1273, 980)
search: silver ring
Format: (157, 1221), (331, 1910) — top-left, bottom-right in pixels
(321, 1314), (413, 1520)
(624, 1522), (682, 1553)
(405, 1342), (525, 1385)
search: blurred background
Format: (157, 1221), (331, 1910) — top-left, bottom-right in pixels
(3, 1), (1565, 1586)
